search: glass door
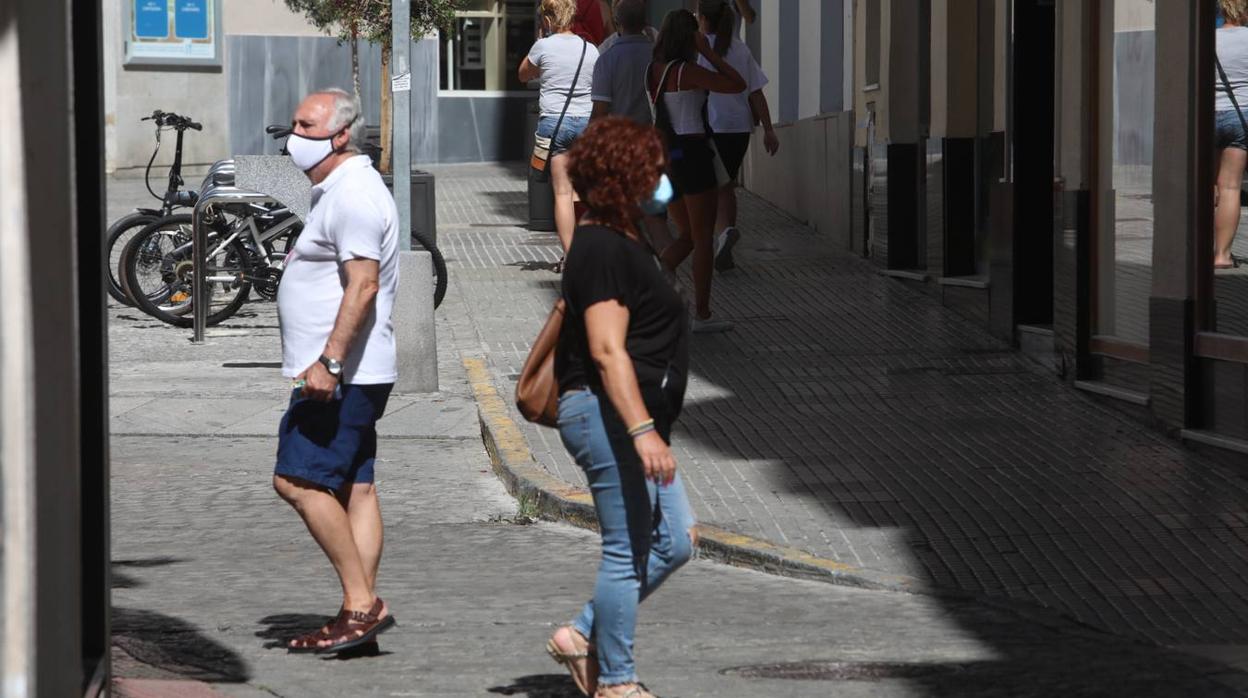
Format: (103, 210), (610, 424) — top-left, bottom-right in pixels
(1092, 0), (1156, 364)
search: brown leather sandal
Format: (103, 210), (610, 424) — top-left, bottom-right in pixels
(287, 610), (341, 653)
(314, 598), (396, 654)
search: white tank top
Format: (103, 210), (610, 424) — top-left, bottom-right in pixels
(661, 64), (707, 136)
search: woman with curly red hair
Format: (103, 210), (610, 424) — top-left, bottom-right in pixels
(545, 116), (694, 698)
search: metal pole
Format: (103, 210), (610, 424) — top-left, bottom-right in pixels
(192, 203), (207, 342)
(392, 0), (412, 250)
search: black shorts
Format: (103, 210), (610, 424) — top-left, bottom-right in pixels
(712, 132), (751, 180)
(667, 135), (720, 199)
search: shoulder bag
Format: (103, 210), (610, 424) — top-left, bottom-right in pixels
(516, 299), (566, 427)
(531, 38), (589, 182)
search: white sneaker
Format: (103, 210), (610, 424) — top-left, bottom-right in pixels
(715, 226), (740, 271)
(691, 314), (734, 333)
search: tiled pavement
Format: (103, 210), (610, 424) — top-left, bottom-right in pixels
(105, 173), (1248, 696)
(435, 161), (1248, 649)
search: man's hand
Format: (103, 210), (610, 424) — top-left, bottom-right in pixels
(298, 360), (338, 402)
(635, 431), (676, 485)
(763, 128), (780, 156)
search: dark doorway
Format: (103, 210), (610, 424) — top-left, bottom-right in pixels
(1012, 0), (1057, 325)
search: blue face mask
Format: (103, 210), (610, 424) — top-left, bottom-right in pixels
(640, 174), (674, 216)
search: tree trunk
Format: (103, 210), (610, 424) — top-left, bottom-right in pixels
(380, 45), (393, 175)
(350, 31), (361, 105)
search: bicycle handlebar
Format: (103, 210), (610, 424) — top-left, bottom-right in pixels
(141, 110), (201, 131)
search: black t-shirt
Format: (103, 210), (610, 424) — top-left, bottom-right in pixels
(555, 225), (689, 425)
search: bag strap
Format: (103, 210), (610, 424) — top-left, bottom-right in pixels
(648, 60), (681, 139)
(548, 38), (589, 146)
(1217, 54), (1248, 136)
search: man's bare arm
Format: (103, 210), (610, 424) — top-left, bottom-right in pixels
(324, 258), (381, 361)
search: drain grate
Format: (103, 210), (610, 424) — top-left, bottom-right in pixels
(721, 661), (966, 682)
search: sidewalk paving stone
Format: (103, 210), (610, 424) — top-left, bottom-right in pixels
(104, 170), (1248, 696)
(105, 264), (1248, 696)
(427, 162), (1248, 650)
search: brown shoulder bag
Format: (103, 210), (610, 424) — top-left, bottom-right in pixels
(515, 299), (566, 427)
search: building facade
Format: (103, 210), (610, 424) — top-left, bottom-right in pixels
(820, 0), (1248, 455)
(103, 0), (706, 170)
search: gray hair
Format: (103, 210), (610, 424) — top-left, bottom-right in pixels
(314, 87), (364, 153)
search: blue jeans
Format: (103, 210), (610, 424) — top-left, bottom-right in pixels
(1218, 110), (1248, 151)
(557, 389), (696, 685)
(537, 115), (590, 154)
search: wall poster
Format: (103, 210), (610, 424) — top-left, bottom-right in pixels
(125, 0), (221, 67)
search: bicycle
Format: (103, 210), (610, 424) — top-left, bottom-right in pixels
(121, 123), (446, 327)
(121, 203), (302, 327)
(105, 110), (201, 305)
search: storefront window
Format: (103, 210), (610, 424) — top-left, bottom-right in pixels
(439, 0), (535, 91)
(1096, 0), (1156, 347)
(1213, 4), (1248, 337)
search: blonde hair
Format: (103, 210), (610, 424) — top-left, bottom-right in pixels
(541, 0), (577, 32)
(1224, 0), (1248, 26)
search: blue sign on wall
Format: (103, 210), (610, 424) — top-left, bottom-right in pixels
(175, 0), (209, 40)
(134, 0), (169, 39)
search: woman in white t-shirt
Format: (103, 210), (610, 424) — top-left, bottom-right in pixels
(520, 0), (600, 254)
(697, 0), (777, 271)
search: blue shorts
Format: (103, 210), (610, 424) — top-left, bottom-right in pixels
(537, 115), (590, 154)
(1217, 110), (1248, 151)
(274, 383), (393, 491)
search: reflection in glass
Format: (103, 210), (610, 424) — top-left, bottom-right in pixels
(1097, 0), (1155, 346)
(1213, 4), (1248, 336)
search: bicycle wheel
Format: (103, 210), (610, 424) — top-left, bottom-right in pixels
(105, 211), (158, 305)
(411, 228), (447, 309)
(122, 214), (253, 327)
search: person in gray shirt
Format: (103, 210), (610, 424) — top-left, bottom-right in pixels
(590, 0), (654, 125)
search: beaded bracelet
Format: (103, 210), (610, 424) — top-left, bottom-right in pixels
(627, 418), (655, 437)
(629, 424), (656, 439)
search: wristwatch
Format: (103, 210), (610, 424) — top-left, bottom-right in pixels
(318, 355), (343, 379)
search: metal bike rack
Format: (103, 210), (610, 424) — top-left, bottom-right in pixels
(191, 156), (309, 343)
(190, 185), (278, 343)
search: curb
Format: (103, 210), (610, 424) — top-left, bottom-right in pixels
(463, 357), (931, 595)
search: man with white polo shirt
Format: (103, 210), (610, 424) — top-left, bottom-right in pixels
(272, 87), (400, 656)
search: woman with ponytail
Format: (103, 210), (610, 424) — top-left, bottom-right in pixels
(696, 0), (778, 271)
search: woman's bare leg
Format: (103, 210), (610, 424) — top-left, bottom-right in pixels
(551, 153), (576, 252)
(684, 190), (718, 318)
(661, 197), (694, 270)
(1215, 147), (1247, 267)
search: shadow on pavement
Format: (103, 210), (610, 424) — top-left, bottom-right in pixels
(487, 673), (582, 698)
(255, 612), (334, 650)
(112, 607), (249, 683)
(111, 556), (187, 589)
(507, 259), (561, 273)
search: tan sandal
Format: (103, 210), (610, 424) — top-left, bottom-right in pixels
(596, 684), (656, 698)
(546, 626), (598, 696)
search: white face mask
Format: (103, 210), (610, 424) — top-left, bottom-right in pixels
(286, 131), (338, 171)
